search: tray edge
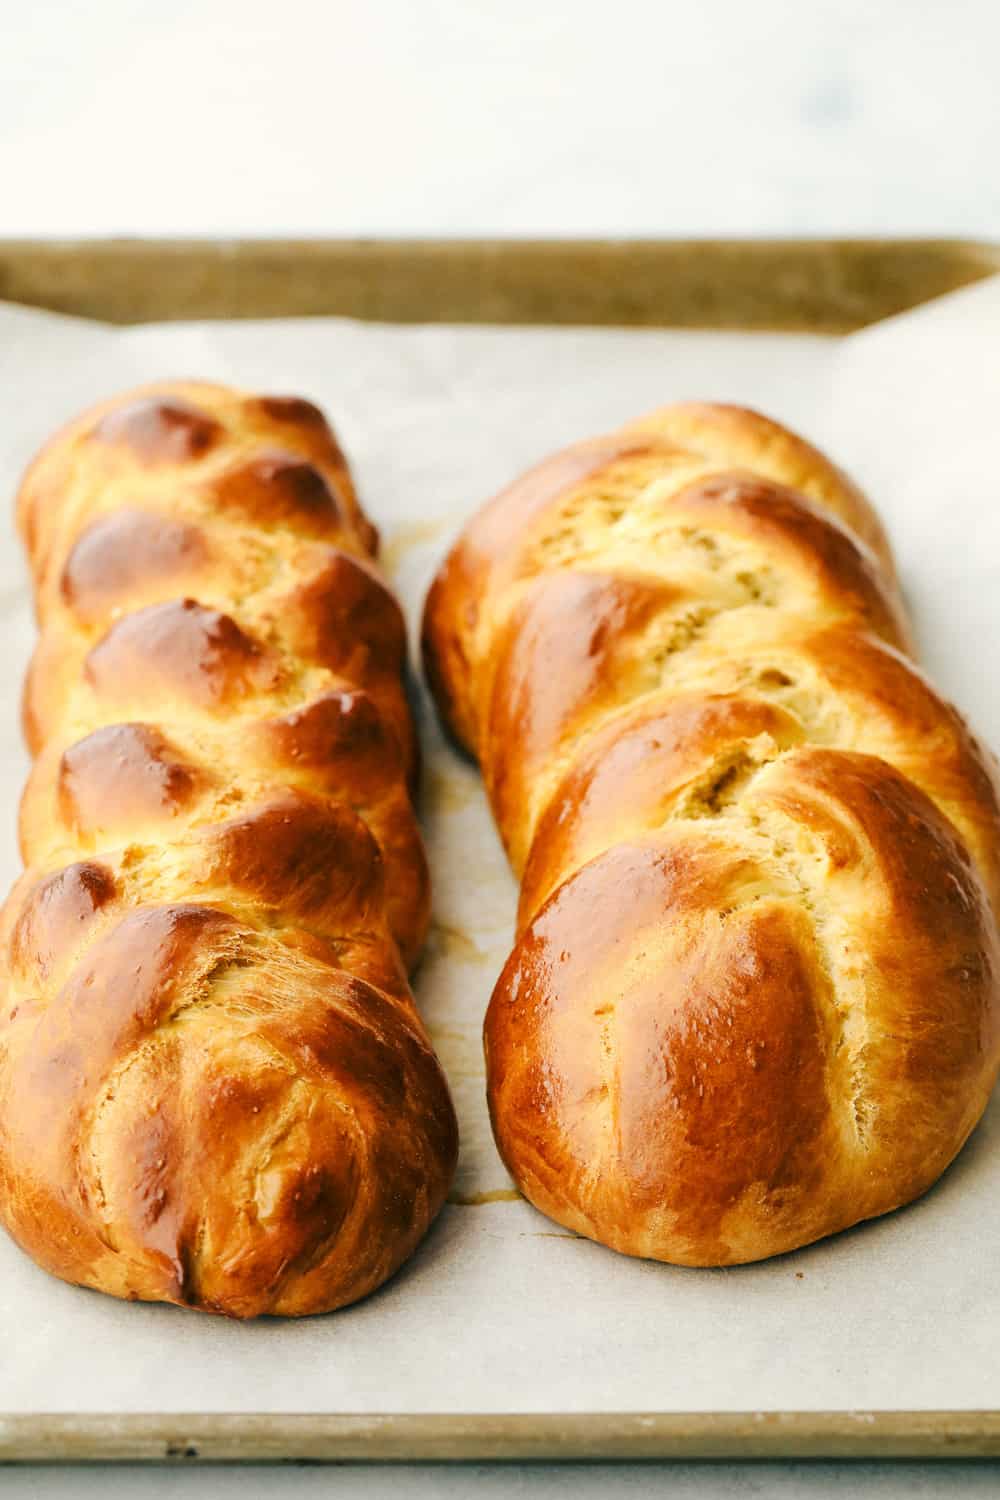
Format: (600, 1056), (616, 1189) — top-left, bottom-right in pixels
(2, 1411), (1000, 1463)
(0, 236), (998, 330)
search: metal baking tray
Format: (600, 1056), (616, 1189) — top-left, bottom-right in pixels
(0, 237), (998, 1465)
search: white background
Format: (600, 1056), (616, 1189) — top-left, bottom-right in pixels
(2, 1), (998, 1496)
(0, 0), (998, 240)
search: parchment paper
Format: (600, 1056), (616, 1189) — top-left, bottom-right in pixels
(0, 280), (997, 1415)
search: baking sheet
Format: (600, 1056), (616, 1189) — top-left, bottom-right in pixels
(0, 281), (997, 1417)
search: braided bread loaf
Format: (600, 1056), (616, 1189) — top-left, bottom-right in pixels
(0, 381), (457, 1317)
(424, 402), (1000, 1266)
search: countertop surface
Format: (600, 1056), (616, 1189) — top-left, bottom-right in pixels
(2, 1), (998, 1495)
(3, 1463), (1000, 1499)
(0, 0), (998, 241)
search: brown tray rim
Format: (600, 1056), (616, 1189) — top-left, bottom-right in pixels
(3, 1410), (1000, 1463)
(0, 235), (998, 331)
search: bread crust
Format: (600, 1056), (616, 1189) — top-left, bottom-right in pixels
(0, 381), (457, 1317)
(423, 401), (1000, 1266)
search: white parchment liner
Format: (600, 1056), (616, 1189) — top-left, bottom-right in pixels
(0, 281), (997, 1413)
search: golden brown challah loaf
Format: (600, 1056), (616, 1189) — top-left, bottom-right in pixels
(0, 381), (457, 1317)
(423, 402), (1000, 1266)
